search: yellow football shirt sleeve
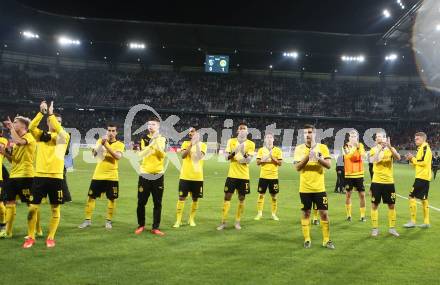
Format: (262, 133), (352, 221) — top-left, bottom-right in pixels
(411, 144), (431, 167)
(29, 112), (44, 140)
(181, 141), (190, 151)
(201, 142), (207, 154)
(321, 144), (331, 159)
(246, 141), (256, 156)
(225, 139), (232, 153)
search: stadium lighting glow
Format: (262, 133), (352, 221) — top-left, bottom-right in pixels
(383, 9), (391, 18)
(283, 51), (299, 58)
(58, 36), (80, 46)
(129, 42), (146, 49)
(341, 55), (365, 63)
(436, 24), (440, 31)
(21, 31), (39, 39)
(385, 53), (398, 61)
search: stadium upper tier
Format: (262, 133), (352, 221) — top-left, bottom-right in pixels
(0, 54), (438, 120)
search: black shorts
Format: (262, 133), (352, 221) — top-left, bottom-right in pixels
(4, 178), (33, 203)
(300, 192), (328, 211)
(345, 178), (365, 192)
(224, 178), (250, 196)
(257, 178), (279, 194)
(88, 180), (119, 200)
(409, 178), (430, 200)
(370, 183), (396, 205)
(178, 179), (203, 198)
(30, 177), (64, 205)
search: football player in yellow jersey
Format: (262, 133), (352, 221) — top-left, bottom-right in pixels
(343, 130), (367, 222)
(78, 124), (125, 231)
(294, 124), (334, 249)
(135, 117), (167, 236)
(173, 127), (207, 228)
(254, 133), (282, 221)
(217, 122), (255, 231)
(1, 115), (36, 238)
(23, 101), (70, 248)
(404, 132), (432, 229)
(0, 130), (8, 235)
(369, 132), (401, 237)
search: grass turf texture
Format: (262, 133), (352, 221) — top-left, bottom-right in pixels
(1, 152), (440, 285)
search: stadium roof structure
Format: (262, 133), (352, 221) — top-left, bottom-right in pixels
(0, 0), (419, 75)
(380, 0), (423, 48)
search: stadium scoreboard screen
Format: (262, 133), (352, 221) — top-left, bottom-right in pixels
(205, 55), (229, 73)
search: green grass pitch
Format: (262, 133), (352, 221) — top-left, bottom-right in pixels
(2, 152), (440, 285)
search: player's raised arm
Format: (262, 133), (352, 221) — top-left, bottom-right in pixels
(385, 138), (400, 161)
(28, 101), (47, 139)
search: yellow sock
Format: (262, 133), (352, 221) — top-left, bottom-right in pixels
(409, 198), (417, 223)
(360, 207), (366, 218)
(235, 201), (245, 222)
(321, 220), (330, 245)
(0, 202), (5, 225)
(47, 205), (60, 240)
(256, 195), (265, 213)
(312, 208), (319, 221)
(221, 201), (231, 223)
(345, 203), (352, 218)
(176, 200), (185, 224)
(422, 200), (430, 225)
(371, 208), (379, 228)
(5, 204), (16, 236)
(388, 208), (396, 228)
(27, 204), (39, 239)
(85, 198), (96, 220)
(271, 197), (277, 215)
(301, 218), (311, 242)
(189, 201), (198, 222)
(36, 207), (42, 234)
(106, 200), (116, 221)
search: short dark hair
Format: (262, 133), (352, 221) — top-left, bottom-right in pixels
(303, 124), (315, 130)
(148, 116), (160, 123)
(107, 124), (117, 129)
(53, 113), (62, 119)
(238, 122), (248, 127)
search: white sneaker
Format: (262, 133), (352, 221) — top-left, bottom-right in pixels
(371, 228), (379, 237)
(389, 228), (400, 237)
(234, 222), (242, 230)
(254, 213), (263, 221)
(419, 223), (431, 229)
(216, 223), (226, 231)
(403, 221), (416, 228)
(78, 220), (91, 229)
(105, 220), (112, 230)
(271, 214), (279, 221)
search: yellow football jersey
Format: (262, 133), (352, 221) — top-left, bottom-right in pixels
(293, 143), (331, 193)
(370, 146), (394, 184)
(410, 142), (432, 181)
(10, 132), (36, 178)
(29, 113), (70, 179)
(92, 139), (125, 181)
(225, 138), (255, 180)
(256, 146), (283, 179)
(140, 134), (167, 174)
(0, 137), (8, 181)
(179, 141), (207, 181)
